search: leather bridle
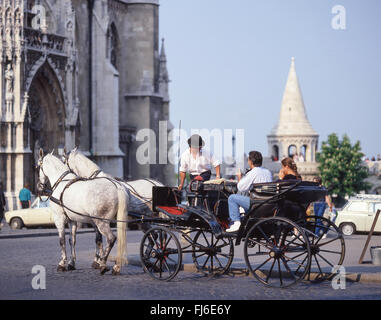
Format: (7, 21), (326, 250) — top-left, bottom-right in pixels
(36, 155), (72, 202)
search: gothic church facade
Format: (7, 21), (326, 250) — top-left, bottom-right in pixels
(0, 0), (173, 210)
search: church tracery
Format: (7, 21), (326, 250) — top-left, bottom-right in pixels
(107, 23), (118, 69)
(0, 0), (80, 199)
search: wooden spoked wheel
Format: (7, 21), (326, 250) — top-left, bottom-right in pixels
(191, 230), (234, 275)
(244, 217), (311, 288)
(297, 215), (345, 282)
(140, 227), (182, 281)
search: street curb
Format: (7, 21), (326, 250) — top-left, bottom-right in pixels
(124, 258), (381, 284)
(0, 229), (95, 239)
(345, 272), (381, 284)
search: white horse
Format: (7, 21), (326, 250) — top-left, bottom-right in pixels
(64, 147), (164, 218)
(37, 149), (128, 275)
(63, 148), (165, 268)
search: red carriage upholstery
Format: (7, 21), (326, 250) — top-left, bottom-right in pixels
(156, 206), (187, 216)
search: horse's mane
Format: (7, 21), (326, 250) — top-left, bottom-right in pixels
(46, 154), (70, 172)
(70, 150), (100, 171)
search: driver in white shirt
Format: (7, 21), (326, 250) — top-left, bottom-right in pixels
(178, 134), (221, 190)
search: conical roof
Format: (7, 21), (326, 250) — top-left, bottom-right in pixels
(270, 57), (317, 136)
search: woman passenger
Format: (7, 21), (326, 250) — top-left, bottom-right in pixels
(278, 157), (302, 181)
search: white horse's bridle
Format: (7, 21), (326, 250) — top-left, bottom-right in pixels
(36, 155), (72, 201)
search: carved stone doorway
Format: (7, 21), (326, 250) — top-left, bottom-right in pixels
(28, 62), (66, 193)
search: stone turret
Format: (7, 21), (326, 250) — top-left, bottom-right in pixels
(270, 57), (317, 138)
(267, 57), (319, 180)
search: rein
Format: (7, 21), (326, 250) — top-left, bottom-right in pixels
(123, 181), (154, 204)
(89, 169), (102, 179)
(66, 150), (158, 205)
(86, 169), (152, 203)
(89, 170), (157, 205)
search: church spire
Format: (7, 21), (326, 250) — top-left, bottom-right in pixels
(160, 38), (167, 62)
(159, 38), (170, 102)
(271, 57), (317, 136)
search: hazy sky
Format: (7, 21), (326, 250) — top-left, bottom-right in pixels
(159, 0), (381, 159)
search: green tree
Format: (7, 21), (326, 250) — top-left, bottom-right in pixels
(316, 133), (370, 206)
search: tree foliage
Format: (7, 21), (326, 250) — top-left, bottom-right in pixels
(316, 133), (370, 204)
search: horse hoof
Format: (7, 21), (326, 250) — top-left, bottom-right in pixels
(91, 261), (100, 269)
(112, 266), (121, 276)
(100, 266), (110, 275)
(68, 264), (76, 271)
(57, 265), (67, 272)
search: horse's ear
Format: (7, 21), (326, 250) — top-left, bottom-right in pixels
(39, 148), (44, 158)
(64, 146), (67, 155)
(73, 146), (78, 153)
(50, 149), (54, 155)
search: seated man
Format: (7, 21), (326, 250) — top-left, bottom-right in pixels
(226, 151), (272, 232)
(178, 134), (221, 190)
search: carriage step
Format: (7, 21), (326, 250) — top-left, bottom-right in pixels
(220, 231), (238, 238)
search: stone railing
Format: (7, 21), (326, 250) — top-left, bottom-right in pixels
(24, 27), (66, 56)
(365, 161), (381, 176)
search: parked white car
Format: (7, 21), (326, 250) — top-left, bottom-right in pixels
(335, 194), (381, 236)
(4, 197), (54, 229)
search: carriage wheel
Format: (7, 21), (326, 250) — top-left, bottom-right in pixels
(297, 216), (345, 282)
(191, 230), (234, 276)
(244, 217), (311, 288)
(140, 227), (182, 281)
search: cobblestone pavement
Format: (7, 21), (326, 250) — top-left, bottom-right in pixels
(1, 231), (381, 300)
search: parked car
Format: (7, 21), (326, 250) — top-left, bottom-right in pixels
(4, 197), (130, 230)
(5, 197), (54, 229)
(335, 194), (381, 235)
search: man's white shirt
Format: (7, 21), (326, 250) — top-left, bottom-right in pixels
(237, 166), (273, 193)
(179, 149), (220, 175)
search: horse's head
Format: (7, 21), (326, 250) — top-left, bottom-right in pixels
(36, 149), (47, 195)
(36, 149), (53, 195)
(61, 146), (76, 163)
(61, 147), (69, 165)
(62, 146), (78, 169)
(65, 147), (99, 178)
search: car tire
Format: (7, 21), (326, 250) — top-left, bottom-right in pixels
(10, 217), (24, 230)
(340, 223), (356, 236)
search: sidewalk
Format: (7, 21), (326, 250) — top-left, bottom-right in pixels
(2, 223), (381, 284)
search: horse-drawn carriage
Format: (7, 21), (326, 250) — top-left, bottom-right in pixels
(37, 149), (344, 287)
(140, 179), (345, 288)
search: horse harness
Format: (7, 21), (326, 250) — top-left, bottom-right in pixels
(37, 160), (128, 224)
(86, 169), (153, 204)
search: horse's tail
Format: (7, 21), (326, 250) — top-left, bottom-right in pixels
(116, 187), (128, 268)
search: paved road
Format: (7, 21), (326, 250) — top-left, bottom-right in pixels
(1, 231), (381, 300)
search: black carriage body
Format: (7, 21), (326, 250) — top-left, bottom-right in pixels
(152, 181), (326, 236)
(235, 180), (327, 244)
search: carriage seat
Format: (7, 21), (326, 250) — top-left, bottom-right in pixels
(155, 205), (191, 220)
